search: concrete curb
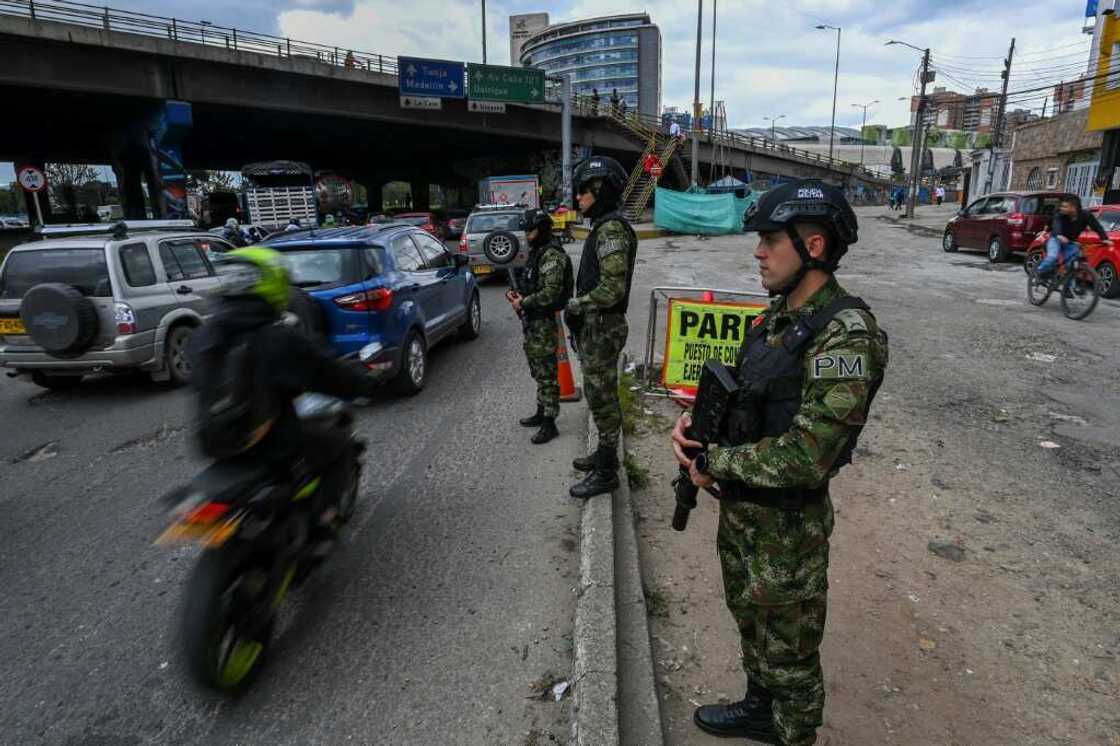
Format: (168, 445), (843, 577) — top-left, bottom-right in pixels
(568, 405), (665, 746)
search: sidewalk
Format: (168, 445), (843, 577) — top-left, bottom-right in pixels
(873, 202), (959, 234)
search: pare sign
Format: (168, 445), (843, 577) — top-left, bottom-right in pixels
(661, 298), (766, 392)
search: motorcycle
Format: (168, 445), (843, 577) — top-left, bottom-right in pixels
(156, 392), (365, 695)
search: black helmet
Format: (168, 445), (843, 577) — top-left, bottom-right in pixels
(573, 155), (628, 218)
(743, 179), (857, 268)
(520, 207), (553, 247)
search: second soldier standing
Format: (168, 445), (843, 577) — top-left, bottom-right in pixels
(565, 156), (638, 499)
(508, 208), (574, 444)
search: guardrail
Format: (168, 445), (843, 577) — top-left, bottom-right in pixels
(569, 95), (892, 184)
(0, 0), (399, 74)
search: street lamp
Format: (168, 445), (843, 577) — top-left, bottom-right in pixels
(816, 24), (841, 161)
(763, 114), (786, 142)
(851, 99), (879, 166)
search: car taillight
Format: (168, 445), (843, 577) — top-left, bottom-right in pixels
(114, 302), (136, 334)
(333, 288), (393, 312)
(1007, 213), (1025, 227)
(459, 236), (469, 253)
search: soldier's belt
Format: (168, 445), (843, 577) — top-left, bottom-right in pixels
(717, 482), (829, 510)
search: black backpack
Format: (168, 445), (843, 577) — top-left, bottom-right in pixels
(194, 335), (276, 460)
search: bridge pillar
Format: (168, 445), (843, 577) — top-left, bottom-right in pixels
(410, 178), (430, 211)
(360, 180), (383, 214)
(110, 101), (192, 220)
(110, 157), (148, 220)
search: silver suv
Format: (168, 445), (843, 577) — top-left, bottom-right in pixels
(457, 205), (529, 280)
(0, 221), (238, 390)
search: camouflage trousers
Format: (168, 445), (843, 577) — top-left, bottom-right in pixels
(575, 312), (628, 449)
(522, 316), (559, 418)
(718, 500), (832, 746)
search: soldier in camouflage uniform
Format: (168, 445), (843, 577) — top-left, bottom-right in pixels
(671, 180), (889, 746)
(508, 208), (573, 444)
(565, 156), (638, 499)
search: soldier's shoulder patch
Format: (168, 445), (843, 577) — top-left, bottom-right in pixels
(540, 258), (561, 274)
(751, 314), (766, 329)
(597, 237), (626, 258)
(831, 307), (875, 336)
(810, 352), (868, 380)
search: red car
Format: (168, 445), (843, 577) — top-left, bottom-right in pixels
(943, 191), (1074, 263)
(1024, 204), (1120, 299)
(394, 212), (448, 240)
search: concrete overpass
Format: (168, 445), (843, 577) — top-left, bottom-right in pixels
(0, 3), (890, 219)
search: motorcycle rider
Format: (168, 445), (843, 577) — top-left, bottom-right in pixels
(508, 207), (574, 445)
(188, 247), (378, 554)
(223, 217), (248, 247)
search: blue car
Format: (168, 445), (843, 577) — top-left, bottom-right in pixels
(263, 224), (481, 395)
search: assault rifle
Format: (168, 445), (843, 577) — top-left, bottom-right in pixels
(671, 358), (739, 531)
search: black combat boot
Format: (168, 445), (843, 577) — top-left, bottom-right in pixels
(572, 452), (596, 471)
(693, 684), (777, 742)
(520, 405), (545, 427)
(531, 417), (559, 444)
(569, 445), (620, 498)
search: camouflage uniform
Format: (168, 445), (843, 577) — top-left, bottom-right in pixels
(704, 276), (888, 746)
(568, 218), (636, 449)
(518, 241), (569, 418)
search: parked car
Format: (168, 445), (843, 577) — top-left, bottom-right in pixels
(0, 220), (237, 389)
(1, 216), (31, 230)
(1023, 204), (1120, 298)
(445, 209), (469, 239)
(262, 224), (481, 395)
(393, 212), (448, 240)
(942, 191), (1074, 263)
(457, 205), (529, 280)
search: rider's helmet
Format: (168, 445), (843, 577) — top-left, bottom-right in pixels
(520, 208), (553, 247)
(224, 217), (239, 230)
(323, 214), (337, 227)
(573, 155), (628, 218)
(743, 179), (858, 273)
(215, 247), (290, 315)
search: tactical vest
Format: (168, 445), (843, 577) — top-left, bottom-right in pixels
(576, 212), (637, 315)
(718, 296), (881, 510)
(522, 240), (574, 320)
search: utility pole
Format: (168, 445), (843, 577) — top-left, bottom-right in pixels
(984, 37), (1015, 195)
(852, 100), (879, 166)
(905, 47), (931, 219)
(691, 0), (703, 186)
(560, 75), (572, 208)
(481, 0), (487, 63)
(709, 0), (717, 127)
(817, 25), (842, 161)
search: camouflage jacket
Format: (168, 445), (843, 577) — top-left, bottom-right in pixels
(706, 276), (889, 488)
(520, 242), (569, 312)
(569, 219), (634, 313)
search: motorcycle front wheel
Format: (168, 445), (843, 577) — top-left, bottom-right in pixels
(180, 546), (285, 696)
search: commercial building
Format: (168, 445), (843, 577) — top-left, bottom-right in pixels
(517, 12), (661, 118)
(1087, 0), (1120, 203)
(509, 13), (549, 68)
(1008, 108), (1102, 203)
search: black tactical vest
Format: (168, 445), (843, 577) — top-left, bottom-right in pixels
(522, 240), (574, 320)
(719, 296), (879, 510)
(576, 212), (637, 315)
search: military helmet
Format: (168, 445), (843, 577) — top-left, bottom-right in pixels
(573, 155), (627, 195)
(520, 208), (552, 233)
(215, 247), (290, 314)
(743, 179), (858, 249)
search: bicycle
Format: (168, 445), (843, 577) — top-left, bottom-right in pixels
(1027, 254), (1102, 320)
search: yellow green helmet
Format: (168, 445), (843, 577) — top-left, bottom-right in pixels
(218, 247), (290, 313)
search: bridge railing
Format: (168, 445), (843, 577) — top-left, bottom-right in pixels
(569, 94), (891, 184)
(0, 0), (399, 74)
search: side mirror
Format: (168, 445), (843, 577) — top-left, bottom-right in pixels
(453, 253), (470, 269)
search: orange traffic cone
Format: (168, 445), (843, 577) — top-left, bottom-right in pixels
(556, 312), (582, 402)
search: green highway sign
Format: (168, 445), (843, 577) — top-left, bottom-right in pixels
(467, 63), (546, 104)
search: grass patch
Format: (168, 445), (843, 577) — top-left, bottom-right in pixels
(643, 583), (669, 618)
(619, 371), (642, 436)
(624, 451), (650, 490)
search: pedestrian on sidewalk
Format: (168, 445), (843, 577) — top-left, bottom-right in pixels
(669, 120), (683, 141)
(565, 155), (637, 499)
(671, 180), (889, 746)
(610, 88), (620, 117)
(590, 88), (600, 116)
(936, 184), (945, 205)
(507, 208), (574, 445)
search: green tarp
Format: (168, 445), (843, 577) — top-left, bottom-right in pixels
(653, 187), (760, 235)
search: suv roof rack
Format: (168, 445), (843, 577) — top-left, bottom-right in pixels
(36, 219), (197, 239)
(472, 203), (528, 211)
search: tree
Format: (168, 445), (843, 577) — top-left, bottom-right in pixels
(187, 170), (238, 194)
(45, 163), (99, 219)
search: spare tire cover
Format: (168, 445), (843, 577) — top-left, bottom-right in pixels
(482, 231), (520, 266)
(20, 283), (100, 357)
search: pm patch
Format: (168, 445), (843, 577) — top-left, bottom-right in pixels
(811, 353), (868, 380)
(597, 238), (626, 258)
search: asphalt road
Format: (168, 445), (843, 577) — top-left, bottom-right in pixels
(0, 282), (583, 745)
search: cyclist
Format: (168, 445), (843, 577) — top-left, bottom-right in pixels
(1036, 197), (1110, 280)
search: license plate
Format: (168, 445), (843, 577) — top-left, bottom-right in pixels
(0, 317), (25, 335)
(473, 264), (493, 275)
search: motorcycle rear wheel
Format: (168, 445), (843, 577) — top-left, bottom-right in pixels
(181, 546), (281, 696)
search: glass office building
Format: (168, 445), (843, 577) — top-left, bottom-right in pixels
(518, 13), (661, 118)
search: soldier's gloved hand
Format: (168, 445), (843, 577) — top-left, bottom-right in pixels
(565, 297), (585, 315)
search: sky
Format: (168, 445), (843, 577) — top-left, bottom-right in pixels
(0, 0), (1098, 185)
